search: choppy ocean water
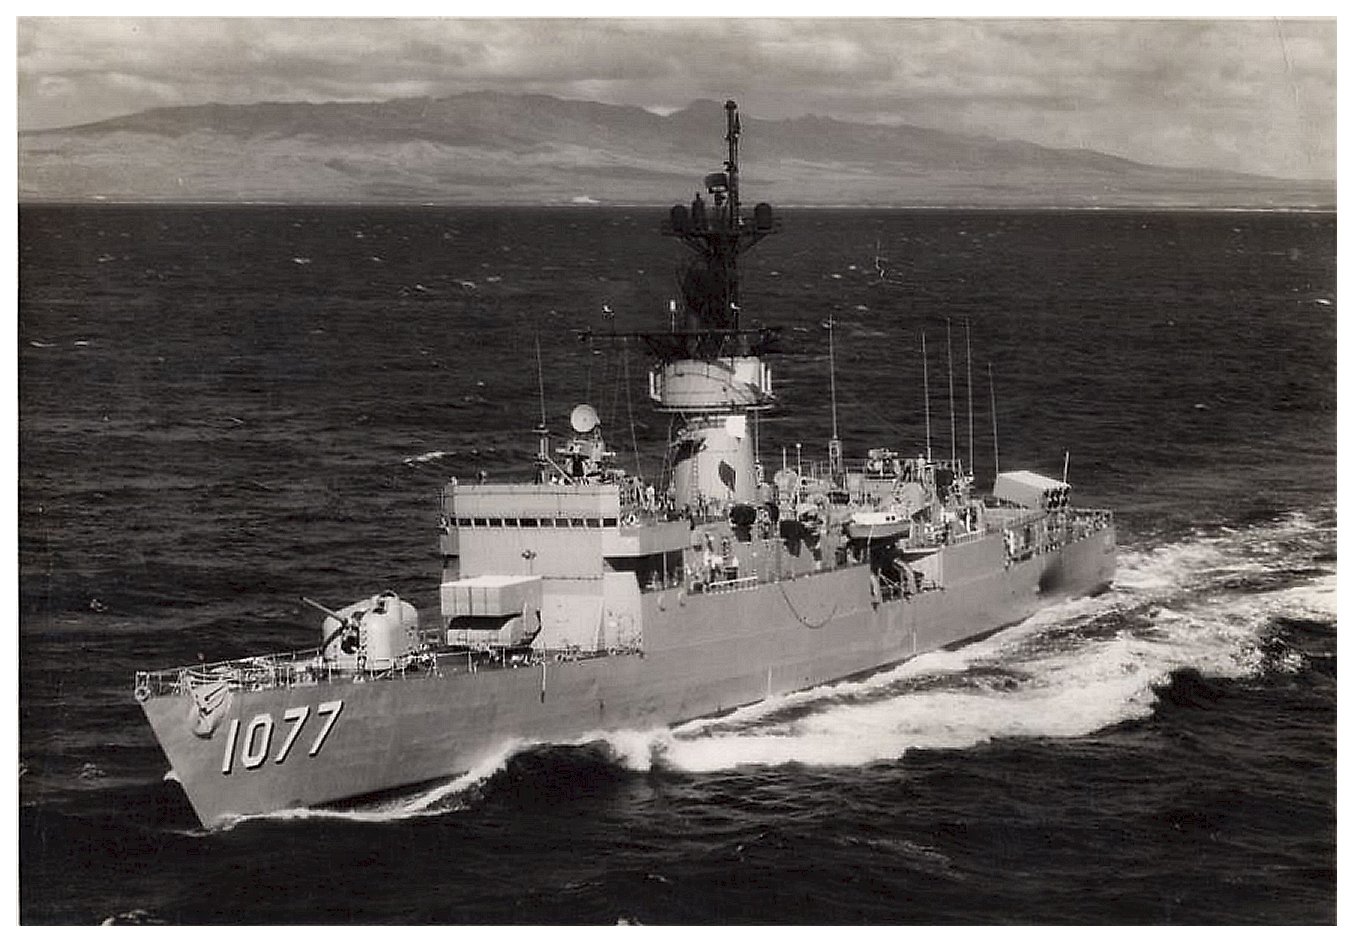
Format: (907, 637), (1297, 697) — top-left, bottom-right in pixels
(17, 205), (1335, 924)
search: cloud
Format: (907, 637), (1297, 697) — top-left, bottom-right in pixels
(15, 17), (1336, 179)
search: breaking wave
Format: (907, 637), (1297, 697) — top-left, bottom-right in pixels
(225, 740), (530, 827)
(242, 513), (1333, 825)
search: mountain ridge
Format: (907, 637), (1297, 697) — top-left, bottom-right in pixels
(18, 91), (1333, 207)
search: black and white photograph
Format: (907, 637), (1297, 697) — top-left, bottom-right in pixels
(16, 13), (1336, 924)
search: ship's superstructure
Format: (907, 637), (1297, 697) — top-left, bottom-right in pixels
(135, 101), (1116, 827)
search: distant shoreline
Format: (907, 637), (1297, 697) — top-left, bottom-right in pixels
(17, 200), (1337, 213)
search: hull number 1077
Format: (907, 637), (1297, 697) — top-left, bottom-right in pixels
(221, 700), (344, 774)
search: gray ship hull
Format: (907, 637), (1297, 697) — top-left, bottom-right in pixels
(143, 526), (1115, 826)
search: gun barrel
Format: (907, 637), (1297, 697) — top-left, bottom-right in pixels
(300, 596), (347, 623)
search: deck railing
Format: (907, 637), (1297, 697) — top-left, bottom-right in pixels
(133, 642), (643, 701)
(692, 574), (760, 595)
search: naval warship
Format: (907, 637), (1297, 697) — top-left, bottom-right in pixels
(135, 101), (1116, 827)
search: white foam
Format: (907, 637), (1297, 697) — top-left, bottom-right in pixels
(647, 534), (1335, 776)
(1277, 572), (1337, 616)
(1115, 511), (1329, 596)
(584, 727), (668, 773)
(658, 632), (1163, 771)
(398, 739), (529, 813)
(403, 449), (452, 465)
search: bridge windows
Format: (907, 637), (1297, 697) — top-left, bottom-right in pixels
(449, 515), (619, 530)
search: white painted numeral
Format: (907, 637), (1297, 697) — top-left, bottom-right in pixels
(241, 714), (274, 769)
(273, 706), (310, 763)
(219, 699), (343, 775)
(221, 718), (241, 775)
(308, 700), (344, 757)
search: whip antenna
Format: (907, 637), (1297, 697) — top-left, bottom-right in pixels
(965, 319), (974, 476)
(534, 332), (549, 479)
(988, 362), (1000, 477)
(827, 316), (842, 480)
(534, 332), (547, 428)
(946, 318), (957, 465)
(828, 316), (840, 442)
(622, 341), (643, 479)
(921, 330), (932, 462)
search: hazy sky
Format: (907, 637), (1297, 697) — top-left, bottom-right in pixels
(14, 16), (1337, 180)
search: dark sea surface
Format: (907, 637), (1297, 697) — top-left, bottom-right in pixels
(18, 204), (1336, 924)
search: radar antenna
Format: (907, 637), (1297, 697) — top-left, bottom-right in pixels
(569, 403), (600, 434)
(646, 99), (781, 362)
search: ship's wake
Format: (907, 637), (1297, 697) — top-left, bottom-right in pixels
(237, 512), (1333, 826)
(651, 511), (1335, 773)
